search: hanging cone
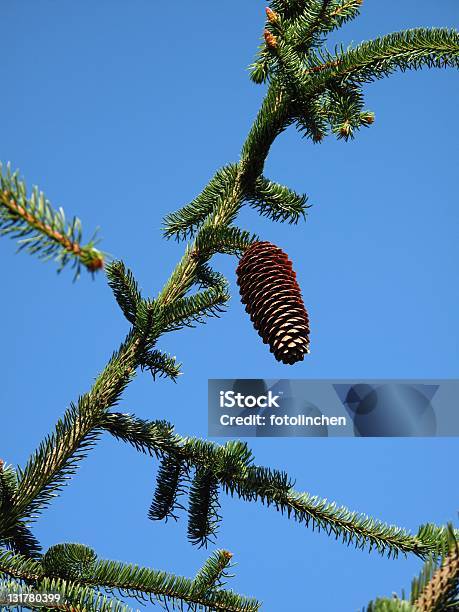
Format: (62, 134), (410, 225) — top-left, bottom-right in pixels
(236, 241), (310, 364)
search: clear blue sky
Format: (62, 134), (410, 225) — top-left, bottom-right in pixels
(1, 1), (458, 610)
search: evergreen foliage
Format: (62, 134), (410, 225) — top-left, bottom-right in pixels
(140, 349), (182, 382)
(246, 176), (309, 223)
(0, 163), (104, 277)
(0, 464), (41, 559)
(1, 2), (458, 609)
(102, 412), (459, 561)
(163, 165), (240, 241)
(106, 262), (143, 324)
(187, 468), (221, 547)
(0, 548), (261, 611)
(149, 454), (188, 521)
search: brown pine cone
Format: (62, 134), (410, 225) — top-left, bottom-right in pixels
(236, 241), (310, 364)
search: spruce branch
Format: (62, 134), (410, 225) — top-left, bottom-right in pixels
(102, 412), (456, 560)
(0, 573), (133, 612)
(163, 165), (240, 241)
(133, 299), (163, 347)
(285, 0), (363, 52)
(195, 264), (229, 289)
(249, 0), (363, 83)
(194, 227), (259, 258)
(308, 28), (459, 89)
(0, 547), (260, 612)
(192, 550), (234, 595)
(247, 176), (309, 223)
(160, 283), (230, 332)
(156, 83), (292, 315)
(323, 82), (373, 140)
(0, 464), (41, 559)
(6, 331), (144, 528)
(0, 163), (104, 277)
(187, 468), (221, 548)
(103, 413), (178, 458)
(87, 556), (260, 611)
(106, 261), (143, 325)
(149, 454), (189, 521)
(240, 83), (291, 178)
(284, 0), (333, 52)
(139, 349), (182, 382)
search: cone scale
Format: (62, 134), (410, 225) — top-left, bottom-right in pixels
(236, 241), (310, 365)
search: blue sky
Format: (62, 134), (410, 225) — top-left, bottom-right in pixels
(1, 1), (458, 610)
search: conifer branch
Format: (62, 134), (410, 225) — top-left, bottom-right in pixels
(102, 412), (456, 560)
(161, 283), (230, 332)
(0, 573), (133, 612)
(106, 261), (143, 325)
(287, 0), (363, 52)
(0, 463), (41, 559)
(193, 550), (234, 595)
(309, 28), (459, 89)
(187, 468), (221, 548)
(163, 165), (240, 241)
(194, 227), (259, 258)
(0, 547), (260, 612)
(195, 264), (229, 289)
(249, 0), (363, 83)
(6, 332), (144, 528)
(140, 349), (182, 382)
(149, 454), (189, 521)
(0, 164), (104, 277)
(247, 176), (309, 223)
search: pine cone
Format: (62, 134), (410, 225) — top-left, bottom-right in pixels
(236, 241), (310, 364)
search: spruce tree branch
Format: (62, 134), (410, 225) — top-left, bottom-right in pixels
(157, 82), (291, 309)
(0, 463), (42, 559)
(307, 28), (459, 91)
(247, 176), (309, 223)
(0, 573), (133, 612)
(86, 558), (260, 611)
(102, 412), (454, 560)
(163, 165), (240, 241)
(6, 331), (145, 528)
(0, 164), (104, 276)
(193, 550), (234, 594)
(0, 548), (260, 612)
(106, 261), (143, 325)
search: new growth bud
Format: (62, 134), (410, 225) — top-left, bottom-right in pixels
(339, 121), (352, 137)
(313, 132), (325, 144)
(86, 252), (105, 272)
(360, 112), (375, 125)
(264, 30), (278, 49)
(265, 7), (279, 24)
